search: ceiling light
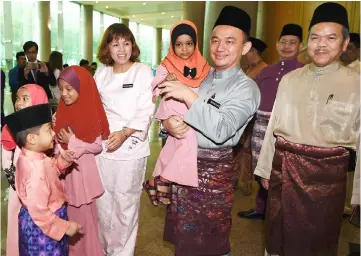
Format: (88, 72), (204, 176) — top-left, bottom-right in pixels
(96, 1), (98, 3)
(132, 15), (136, 18)
(141, 19), (143, 21)
(106, 6), (108, 9)
(171, 16), (174, 18)
(162, 12), (165, 15)
(143, 2), (146, 5)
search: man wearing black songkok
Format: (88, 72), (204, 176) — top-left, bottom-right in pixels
(160, 5), (261, 256)
(235, 37), (268, 199)
(245, 37), (268, 80)
(254, 2), (360, 255)
(238, 23), (304, 221)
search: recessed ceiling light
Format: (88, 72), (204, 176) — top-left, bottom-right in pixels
(132, 15), (136, 17)
(143, 2), (146, 5)
(163, 25), (165, 27)
(162, 12), (165, 15)
(141, 18), (143, 21)
(96, 1), (98, 3)
(106, 6), (108, 9)
(171, 16), (174, 18)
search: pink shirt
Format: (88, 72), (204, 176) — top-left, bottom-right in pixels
(15, 148), (70, 241)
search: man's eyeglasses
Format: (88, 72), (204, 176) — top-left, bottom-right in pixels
(279, 40), (298, 46)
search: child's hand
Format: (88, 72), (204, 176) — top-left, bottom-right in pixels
(65, 221), (82, 237)
(165, 73), (177, 81)
(57, 144), (77, 163)
(52, 112), (56, 127)
(57, 127), (74, 144)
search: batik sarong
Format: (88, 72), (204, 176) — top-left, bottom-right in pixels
(164, 147), (236, 256)
(266, 137), (350, 256)
(235, 117), (255, 195)
(251, 110), (271, 170)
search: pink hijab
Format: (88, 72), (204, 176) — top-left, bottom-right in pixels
(1, 84), (49, 150)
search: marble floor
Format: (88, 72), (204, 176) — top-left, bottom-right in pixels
(0, 91), (359, 255)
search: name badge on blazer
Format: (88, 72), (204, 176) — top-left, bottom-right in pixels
(122, 83), (133, 88)
(207, 98), (221, 109)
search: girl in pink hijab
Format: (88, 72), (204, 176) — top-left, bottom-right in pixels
(1, 84), (48, 256)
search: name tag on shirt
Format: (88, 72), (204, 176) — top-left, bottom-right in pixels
(207, 98), (221, 109)
(122, 84), (133, 88)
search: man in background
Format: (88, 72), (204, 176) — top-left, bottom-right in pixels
(341, 32), (360, 73)
(9, 51), (26, 105)
(90, 62), (97, 75)
(238, 24), (304, 220)
(19, 41), (55, 99)
(245, 37), (268, 80)
(235, 37), (268, 196)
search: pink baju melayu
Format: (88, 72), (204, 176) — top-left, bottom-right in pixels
(1, 83), (49, 256)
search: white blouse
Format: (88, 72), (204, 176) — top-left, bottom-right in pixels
(94, 62), (155, 160)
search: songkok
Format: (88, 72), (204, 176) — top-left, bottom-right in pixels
(5, 104), (52, 136)
(349, 33), (360, 48)
(279, 24), (303, 41)
(309, 2), (349, 31)
(213, 6), (251, 36)
(171, 23), (197, 48)
(249, 37), (267, 53)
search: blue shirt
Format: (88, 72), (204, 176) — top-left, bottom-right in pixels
(9, 66), (20, 93)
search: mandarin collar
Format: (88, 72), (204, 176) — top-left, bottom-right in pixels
(279, 59), (300, 67)
(308, 61), (341, 75)
(214, 65), (241, 80)
(22, 148), (45, 160)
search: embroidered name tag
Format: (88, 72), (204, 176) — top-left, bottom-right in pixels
(207, 98), (221, 109)
(122, 84), (133, 88)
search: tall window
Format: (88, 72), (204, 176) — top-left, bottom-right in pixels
(161, 29), (170, 59)
(0, 2), (5, 68)
(103, 14), (119, 31)
(93, 10), (101, 62)
(11, 0), (37, 60)
(129, 21), (138, 40)
(50, 1), (58, 52)
(137, 24), (154, 67)
(63, 1), (81, 65)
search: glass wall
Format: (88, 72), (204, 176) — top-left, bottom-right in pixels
(11, 0), (38, 63)
(137, 24), (154, 67)
(129, 21), (137, 38)
(93, 10), (101, 62)
(50, 1), (58, 52)
(161, 29), (170, 59)
(0, 3), (5, 68)
(63, 1), (81, 65)
(1, 2), (159, 70)
(104, 14), (119, 31)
